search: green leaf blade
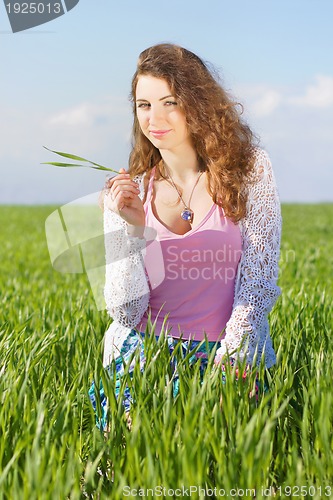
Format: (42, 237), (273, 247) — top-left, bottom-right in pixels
(42, 162), (87, 168)
(42, 146), (120, 174)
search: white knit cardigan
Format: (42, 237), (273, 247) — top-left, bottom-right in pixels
(102, 148), (282, 369)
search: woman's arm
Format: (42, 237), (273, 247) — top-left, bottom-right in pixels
(215, 149), (282, 367)
(103, 174), (150, 328)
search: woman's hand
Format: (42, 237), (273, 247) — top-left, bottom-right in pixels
(104, 168), (146, 231)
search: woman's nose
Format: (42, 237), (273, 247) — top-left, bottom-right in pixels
(149, 105), (163, 124)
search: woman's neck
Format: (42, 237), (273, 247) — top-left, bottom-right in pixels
(159, 146), (201, 183)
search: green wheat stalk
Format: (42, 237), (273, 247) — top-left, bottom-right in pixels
(42, 146), (119, 173)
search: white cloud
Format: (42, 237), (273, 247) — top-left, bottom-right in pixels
(48, 96), (130, 127)
(289, 75), (333, 108)
(49, 103), (93, 126)
(235, 84), (282, 118)
(237, 74), (333, 117)
(251, 89), (282, 117)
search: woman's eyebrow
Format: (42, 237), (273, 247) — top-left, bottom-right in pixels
(159, 95), (175, 101)
(136, 95), (175, 102)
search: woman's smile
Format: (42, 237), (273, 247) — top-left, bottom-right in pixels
(149, 129), (172, 138)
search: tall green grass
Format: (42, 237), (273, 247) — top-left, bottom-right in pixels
(0, 204), (332, 499)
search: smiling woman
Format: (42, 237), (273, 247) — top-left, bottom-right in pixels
(89, 43), (282, 432)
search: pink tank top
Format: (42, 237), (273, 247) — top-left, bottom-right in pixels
(136, 167), (242, 341)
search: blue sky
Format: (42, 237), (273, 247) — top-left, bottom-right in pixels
(1, 0), (332, 204)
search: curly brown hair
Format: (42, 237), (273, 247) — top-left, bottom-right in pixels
(128, 43), (259, 222)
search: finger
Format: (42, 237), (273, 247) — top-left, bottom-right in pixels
(117, 191), (135, 200)
(111, 182), (140, 199)
(105, 171), (131, 188)
(110, 190), (135, 209)
(116, 196), (132, 213)
(112, 179), (138, 189)
(107, 176), (136, 191)
(105, 176), (125, 190)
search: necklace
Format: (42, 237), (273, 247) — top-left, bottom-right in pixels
(162, 163), (203, 224)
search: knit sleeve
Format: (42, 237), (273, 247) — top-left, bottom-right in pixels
(103, 174), (150, 328)
(215, 149), (282, 367)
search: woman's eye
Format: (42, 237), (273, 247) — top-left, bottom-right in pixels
(137, 103), (150, 109)
(165, 101), (177, 106)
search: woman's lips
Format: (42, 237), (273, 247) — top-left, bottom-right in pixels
(149, 129), (171, 138)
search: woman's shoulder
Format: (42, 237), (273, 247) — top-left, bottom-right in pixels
(243, 147), (280, 219)
(244, 147), (275, 186)
(251, 147), (272, 173)
(252, 146), (271, 162)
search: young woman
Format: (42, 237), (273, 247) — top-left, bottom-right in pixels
(89, 43), (282, 429)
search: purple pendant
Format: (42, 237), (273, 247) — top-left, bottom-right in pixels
(181, 208), (194, 223)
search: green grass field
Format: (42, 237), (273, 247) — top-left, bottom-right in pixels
(0, 204), (332, 499)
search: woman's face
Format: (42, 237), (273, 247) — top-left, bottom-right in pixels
(135, 75), (192, 153)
